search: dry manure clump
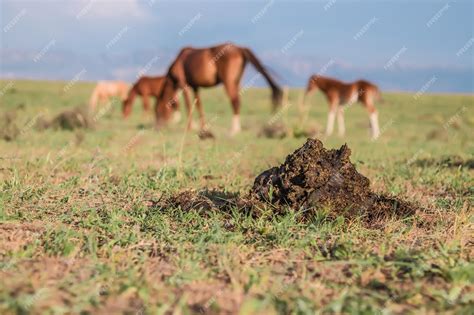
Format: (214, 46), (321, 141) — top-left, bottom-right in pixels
(0, 111), (20, 141)
(248, 138), (416, 220)
(198, 129), (215, 140)
(36, 106), (92, 131)
(154, 139), (417, 223)
(258, 122), (290, 139)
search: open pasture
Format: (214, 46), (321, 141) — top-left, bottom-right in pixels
(0, 80), (473, 314)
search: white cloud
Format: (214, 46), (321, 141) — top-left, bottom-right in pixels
(3, 0), (149, 20)
(75, 0), (148, 19)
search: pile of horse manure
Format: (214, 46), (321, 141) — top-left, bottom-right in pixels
(153, 138), (418, 224)
(36, 106), (92, 131)
(258, 122), (290, 139)
(0, 111), (20, 141)
(247, 138), (416, 221)
(198, 129), (215, 140)
(49, 106), (91, 130)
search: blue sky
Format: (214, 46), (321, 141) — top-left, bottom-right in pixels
(1, 0), (473, 91)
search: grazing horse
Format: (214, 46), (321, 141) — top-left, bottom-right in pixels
(304, 75), (381, 139)
(89, 81), (129, 111)
(154, 43), (283, 135)
(122, 76), (180, 119)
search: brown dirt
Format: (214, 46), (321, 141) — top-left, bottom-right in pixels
(154, 139), (418, 224)
(0, 222), (45, 257)
(426, 129), (449, 141)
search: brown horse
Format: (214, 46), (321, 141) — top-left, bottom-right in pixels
(123, 76), (180, 119)
(304, 75), (381, 139)
(89, 81), (129, 111)
(154, 43), (282, 135)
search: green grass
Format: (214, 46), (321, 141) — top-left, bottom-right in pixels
(0, 79), (473, 314)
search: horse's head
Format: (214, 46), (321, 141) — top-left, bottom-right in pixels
(271, 88), (283, 112)
(122, 98), (133, 118)
(303, 75), (320, 103)
(301, 75), (320, 106)
(306, 75), (320, 95)
(155, 77), (178, 128)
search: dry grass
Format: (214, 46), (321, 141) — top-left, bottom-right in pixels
(0, 80), (472, 314)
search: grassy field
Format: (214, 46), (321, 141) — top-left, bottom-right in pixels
(0, 79), (473, 314)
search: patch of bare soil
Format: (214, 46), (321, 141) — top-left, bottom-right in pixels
(181, 281), (241, 314)
(426, 129), (449, 141)
(0, 222), (44, 257)
(154, 139), (418, 225)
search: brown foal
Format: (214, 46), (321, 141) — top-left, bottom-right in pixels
(304, 75), (381, 139)
(123, 76), (180, 119)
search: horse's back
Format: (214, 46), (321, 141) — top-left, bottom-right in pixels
(356, 80), (378, 91)
(354, 80), (379, 103)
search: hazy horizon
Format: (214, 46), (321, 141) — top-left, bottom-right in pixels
(1, 0), (473, 92)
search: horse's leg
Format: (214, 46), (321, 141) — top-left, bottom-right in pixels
(181, 84), (196, 130)
(142, 93), (151, 113)
(337, 107), (345, 137)
(326, 96), (338, 137)
(326, 109), (336, 136)
(366, 100), (380, 140)
(223, 81), (241, 136)
(170, 93), (181, 123)
(193, 88), (206, 130)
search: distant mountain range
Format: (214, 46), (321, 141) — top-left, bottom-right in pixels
(1, 49), (472, 93)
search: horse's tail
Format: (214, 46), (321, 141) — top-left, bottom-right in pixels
(241, 47), (282, 110)
(89, 85), (99, 111)
(375, 87), (385, 104)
